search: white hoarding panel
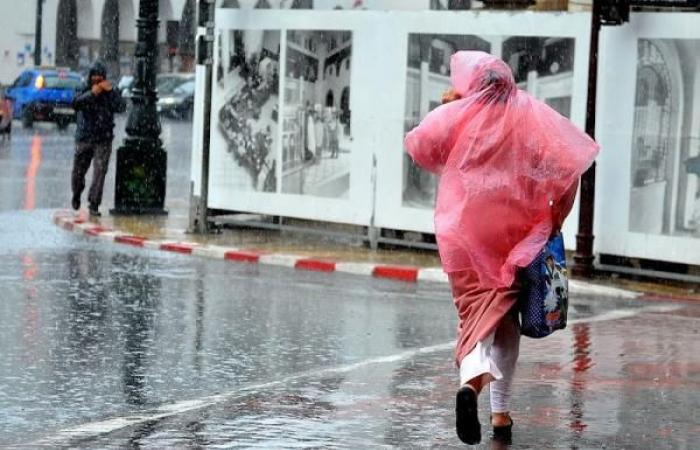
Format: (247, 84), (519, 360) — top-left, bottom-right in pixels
(372, 12), (592, 252)
(596, 13), (700, 265)
(208, 10), (377, 225)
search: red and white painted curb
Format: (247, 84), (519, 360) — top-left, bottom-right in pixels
(53, 211), (447, 284)
(52, 210), (640, 298)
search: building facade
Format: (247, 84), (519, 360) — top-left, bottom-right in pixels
(0, 0), (192, 85)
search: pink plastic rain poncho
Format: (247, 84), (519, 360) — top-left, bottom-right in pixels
(405, 51), (599, 290)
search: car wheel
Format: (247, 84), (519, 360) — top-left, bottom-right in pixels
(21, 106), (34, 128)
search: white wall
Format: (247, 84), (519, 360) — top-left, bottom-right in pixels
(0, 0), (57, 84)
(0, 0), (192, 84)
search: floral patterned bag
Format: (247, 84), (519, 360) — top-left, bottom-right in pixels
(518, 233), (569, 338)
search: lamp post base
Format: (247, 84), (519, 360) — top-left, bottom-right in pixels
(111, 137), (168, 216)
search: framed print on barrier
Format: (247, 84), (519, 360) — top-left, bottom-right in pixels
(204, 9), (376, 226)
(595, 13), (700, 265)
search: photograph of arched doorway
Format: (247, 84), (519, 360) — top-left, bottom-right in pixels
(629, 38), (700, 238)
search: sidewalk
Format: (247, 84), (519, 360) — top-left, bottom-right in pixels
(53, 209), (700, 301)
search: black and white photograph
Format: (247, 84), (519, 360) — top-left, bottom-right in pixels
(629, 39), (700, 238)
(215, 29), (281, 192)
(402, 33), (575, 209)
(281, 30), (353, 198)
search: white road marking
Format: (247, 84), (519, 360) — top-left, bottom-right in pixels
(568, 303), (680, 325)
(29, 341), (454, 447)
(27, 302), (680, 447)
(568, 279), (639, 299)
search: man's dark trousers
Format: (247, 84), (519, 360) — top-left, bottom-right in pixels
(71, 140), (112, 208)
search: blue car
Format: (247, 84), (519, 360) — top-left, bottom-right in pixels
(5, 67), (83, 129)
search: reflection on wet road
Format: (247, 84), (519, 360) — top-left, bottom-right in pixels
(1, 210), (698, 448)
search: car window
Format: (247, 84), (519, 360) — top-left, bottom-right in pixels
(158, 76), (194, 95)
(174, 81), (195, 96)
(15, 73), (33, 88)
(10, 75), (23, 88)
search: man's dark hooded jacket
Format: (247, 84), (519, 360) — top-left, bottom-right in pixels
(73, 62), (126, 143)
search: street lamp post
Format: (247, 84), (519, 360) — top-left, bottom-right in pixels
(111, 0), (168, 215)
(572, 0), (629, 277)
(571, 0), (601, 278)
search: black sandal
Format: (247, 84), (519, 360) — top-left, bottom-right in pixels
(491, 416), (513, 444)
(455, 386), (481, 444)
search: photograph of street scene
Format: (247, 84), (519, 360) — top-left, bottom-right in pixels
(629, 38), (700, 238)
(403, 33), (575, 209)
(215, 29), (281, 192)
(281, 30), (352, 199)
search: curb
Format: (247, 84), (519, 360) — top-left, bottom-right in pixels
(52, 210), (641, 298)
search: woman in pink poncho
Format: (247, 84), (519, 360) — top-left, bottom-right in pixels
(405, 51), (599, 444)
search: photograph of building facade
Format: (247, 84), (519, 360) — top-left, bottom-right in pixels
(281, 30), (352, 199)
(402, 33), (575, 208)
(629, 38), (700, 238)
(215, 30), (281, 193)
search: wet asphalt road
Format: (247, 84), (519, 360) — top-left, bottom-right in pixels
(1, 122), (700, 449)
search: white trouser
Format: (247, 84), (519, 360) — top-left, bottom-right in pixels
(459, 312), (520, 413)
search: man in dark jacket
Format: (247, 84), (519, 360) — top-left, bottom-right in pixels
(71, 61), (126, 216)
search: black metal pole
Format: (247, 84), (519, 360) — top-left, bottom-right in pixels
(190, 0), (214, 234)
(34, 0), (43, 66)
(111, 0), (168, 215)
(572, 0), (601, 278)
